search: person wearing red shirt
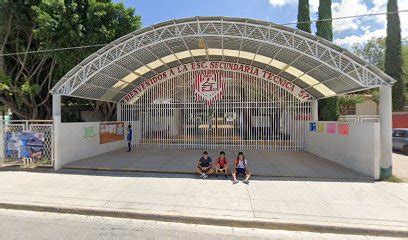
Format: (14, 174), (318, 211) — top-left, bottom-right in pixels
(214, 151), (229, 178)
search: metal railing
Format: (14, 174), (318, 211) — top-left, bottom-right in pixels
(339, 115), (379, 122)
(120, 69), (312, 151)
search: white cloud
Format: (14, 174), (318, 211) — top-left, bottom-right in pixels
(334, 29), (385, 47)
(268, 0), (296, 7)
(334, 0), (408, 48)
(332, 0), (368, 33)
(268, 0), (319, 11)
(266, 0), (408, 48)
(309, 0), (319, 13)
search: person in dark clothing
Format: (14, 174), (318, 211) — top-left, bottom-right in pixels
(127, 124), (132, 152)
(196, 151), (213, 179)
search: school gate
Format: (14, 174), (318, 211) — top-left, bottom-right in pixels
(50, 17), (395, 178)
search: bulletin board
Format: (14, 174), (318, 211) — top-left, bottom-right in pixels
(99, 122), (124, 144)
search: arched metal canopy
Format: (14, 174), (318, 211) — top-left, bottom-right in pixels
(51, 16), (395, 103)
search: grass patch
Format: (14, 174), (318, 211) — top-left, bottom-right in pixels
(380, 175), (404, 183)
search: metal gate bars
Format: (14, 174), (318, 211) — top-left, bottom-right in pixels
(119, 69), (312, 151)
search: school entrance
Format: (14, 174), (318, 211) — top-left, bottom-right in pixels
(120, 62), (312, 151)
(49, 17), (394, 179)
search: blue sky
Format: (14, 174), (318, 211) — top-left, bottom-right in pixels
(115, 0), (407, 48)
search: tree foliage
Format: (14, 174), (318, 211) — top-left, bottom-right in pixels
(297, 0), (311, 33)
(316, 0), (333, 42)
(384, 0), (405, 111)
(0, 1), (141, 120)
(352, 38), (386, 70)
(316, 0), (338, 120)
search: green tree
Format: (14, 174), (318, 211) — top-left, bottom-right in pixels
(0, 1), (141, 119)
(352, 38), (386, 70)
(316, 0), (333, 41)
(384, 0), (405, 111)
(316, 0), (338, 120)
(297, 0), (311, 33)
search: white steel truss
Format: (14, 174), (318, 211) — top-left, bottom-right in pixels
(51, 17), (394, 102)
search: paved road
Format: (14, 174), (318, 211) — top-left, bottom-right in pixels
(0, 209), (401, 240)
(394, 152), (408, 181)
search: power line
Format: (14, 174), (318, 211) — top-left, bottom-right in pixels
(0, 44), (107, 57)
(1, 9), (407, 57)
(281, 9), (408, 26)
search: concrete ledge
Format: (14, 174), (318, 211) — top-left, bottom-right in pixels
(61, 166), (373, 181)
(0, 202), (406, 238)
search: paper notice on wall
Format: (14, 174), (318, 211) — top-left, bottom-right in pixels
(99, 122), (125, 144)
(309, 122), (316, 132)
(327, 123), (336, 134)
(317, 123), (325, 133)
(84, 127), (95, 138)
(338, 124), (350, 136)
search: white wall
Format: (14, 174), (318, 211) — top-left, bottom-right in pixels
(305, 122), (380, 179)
(356, 99), (378, 115)
(56, 122), (125, 169)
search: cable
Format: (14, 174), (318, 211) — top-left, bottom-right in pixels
(1, 9), (407, 57)
(281, 9), (408, 26)
(0, 43), (107, 57)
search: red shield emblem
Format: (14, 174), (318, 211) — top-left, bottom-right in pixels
(193, 73), (224, 105)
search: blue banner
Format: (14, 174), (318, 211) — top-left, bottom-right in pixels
(5, 132), (45, 159)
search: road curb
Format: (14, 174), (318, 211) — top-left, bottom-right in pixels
(0, 202), (406, 238)
(61, 166), (373, 182)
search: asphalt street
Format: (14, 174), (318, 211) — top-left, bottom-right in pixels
(0, 209), (402, 240)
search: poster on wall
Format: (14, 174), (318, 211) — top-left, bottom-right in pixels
(100, 122), (124, 144)
(83, 127), (95, 138)
(327, 123), (336, 134)
(309, 122), (316, 132)
(5, 132), (45, 160)
(338, 124), (350, 136)
(317, 123), (325, 133)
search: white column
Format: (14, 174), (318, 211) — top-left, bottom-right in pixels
(379, 86), (392, 178)
(311, 100), (318, 122)
(53, 94), (62, 171)
(0, 117), (4, 166)
(117, 103), (122, 121)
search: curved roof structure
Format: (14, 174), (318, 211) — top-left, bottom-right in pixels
(51, 16), (395, 103)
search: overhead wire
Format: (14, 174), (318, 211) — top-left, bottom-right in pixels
(0, 9), (407, 57)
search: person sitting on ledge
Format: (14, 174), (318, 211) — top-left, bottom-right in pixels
(232, 152), (251, 184)
(196, 151), (213, 179)
(214, 151), (229, 178)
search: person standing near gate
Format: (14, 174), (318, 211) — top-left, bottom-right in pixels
(127, 124), (132, 152)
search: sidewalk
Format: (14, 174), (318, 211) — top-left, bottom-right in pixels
(0, 170), (407, 237)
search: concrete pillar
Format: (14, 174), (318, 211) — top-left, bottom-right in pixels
(0, 117), (4, 166)
(117, 103), (122, 121)
(379, 86), (392, 178)
(311, 100), (318, 122)
(53, 94), (62, 171)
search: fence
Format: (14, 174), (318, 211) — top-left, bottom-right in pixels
(339, 115), (379, 123)
(0, 120), (54, 167)
(120, 70), (312, 151)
